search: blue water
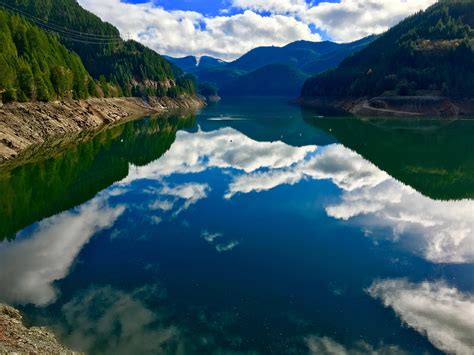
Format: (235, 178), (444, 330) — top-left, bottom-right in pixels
(0, 98), (473, 354)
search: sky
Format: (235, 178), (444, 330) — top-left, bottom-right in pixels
(78, 0), (436, 61)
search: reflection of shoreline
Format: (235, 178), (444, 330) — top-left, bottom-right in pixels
(0, 113), (196, 242)
(303, 114), (474, 200)
(119, 126), (474, 264)
(0, 303), (80, 354)
(0, 192), (125, 306)
(0, 97), (205, 165)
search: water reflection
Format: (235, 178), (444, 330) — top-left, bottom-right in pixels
(0, 113), (195, 241)
(304, 116), (474, 200)
(368, 279), (474, 355)
(0, 99), (473, 355)
(0, 192), (124, 305)
(118, 126), (474, 264)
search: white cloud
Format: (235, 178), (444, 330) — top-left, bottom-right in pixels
(117, 128), (474, 264)
(78, 0), (435, 60)
(216, 240), (240, 253)
(368, 279), (474, 355)
(304, 0), (435, 42)
(201, 230), (239, 253)
(121, 127), (316, 183)
(0, 194), (125, 306)
(232, 0), (307, 15)
(218, 141), (474, 264)
(78, 0), (320, 61)
(60, 286), (180, 354)
(306, 335), (405, 355)
(234, 0), (436, 42)
(201, 230), (223, 243)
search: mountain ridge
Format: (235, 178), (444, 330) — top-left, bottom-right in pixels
(300, 0), (474, 115)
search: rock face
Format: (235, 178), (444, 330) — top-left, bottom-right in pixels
(0, 96), (205, 164)
(0, 304), (81, 354)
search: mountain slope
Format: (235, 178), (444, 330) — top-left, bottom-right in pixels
(165, 55), (227, 74)
(167, 37), (375, 98)
(302, 0), (474, 102)
(221, 64), (309, 97)
(4, 0), (195, 97)
(0, 9), (96, 102)
(228, 37), (376, 74)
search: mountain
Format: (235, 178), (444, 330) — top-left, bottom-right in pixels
(167, 36), (375, 98)
(165, 55), (227, 73)
(0, 9), (95, 102)
(228, 37), (377, 74)
(3, 0), (196, 99)
(302, 0), (474, 109)
(221, 64), (309, 97)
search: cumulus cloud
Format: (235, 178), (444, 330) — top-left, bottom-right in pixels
(306, 335), (405, 355)
(78, 0), (435, 60)
(232, 0), (307, 15)
(118, 128), (473, 264)
(325, 172), (474, 264)
(234, 0), (436, 42)
(218, 141), (474, 264)
(121, 127), (316, 183)
(201, 230), (240, 253)
(78, 0), (320, 60)
(304, 0), (435, 42)
(226, 144), (389, 198)
(60, 286), (180, 354)
(0, 194), (125, 306)
(368, 279), (474, 355)
(159, 183), (210, 217)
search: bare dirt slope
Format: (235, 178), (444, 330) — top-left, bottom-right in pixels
(0, 97), (204, 163)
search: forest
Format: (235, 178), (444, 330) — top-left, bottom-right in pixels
(0, 0), (196, 103)
(302, 0), (474, 99)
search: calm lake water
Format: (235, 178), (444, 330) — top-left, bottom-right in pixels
(0, 98), (473, 355)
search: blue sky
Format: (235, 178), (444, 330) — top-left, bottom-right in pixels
(79, 0), (435, 60)
(123, 0), (338, 16)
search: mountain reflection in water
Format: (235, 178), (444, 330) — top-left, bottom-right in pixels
(0, 98), (472, 355)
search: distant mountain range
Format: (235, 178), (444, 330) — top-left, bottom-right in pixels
(167, 36), (376, 97)
(301, 0), (474, 115)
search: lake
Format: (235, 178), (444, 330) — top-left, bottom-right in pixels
(0, 98), (473, 355)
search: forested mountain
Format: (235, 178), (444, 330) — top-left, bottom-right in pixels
(221, 64), (309, 97)
(302, 0), (474, 100)
(1, 0), (195, 101)
(167, 36), (375, 97)
(228, 36), (377, 74)
(0, 9), (96, 102)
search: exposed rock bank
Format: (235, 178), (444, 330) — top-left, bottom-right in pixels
(0, 304), (81, 354)
(298, 96), (474, 117)
(0, 96), (204, 163)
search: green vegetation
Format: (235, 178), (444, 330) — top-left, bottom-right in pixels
(221, 64), (309, 97)
(167, 36), (374, 98)
(198, 82), (219, 97)
(0, 0), (196, 102)
(0, 9), (98, 102)
(0, 113), (196, 241)
(302, 0), (474, 99)
(304, 113), (474, 200)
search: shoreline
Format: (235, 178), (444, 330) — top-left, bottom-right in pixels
(297, 96), (474, 117)
(0, 303), (81, 354)
(0, 96), (205, 164)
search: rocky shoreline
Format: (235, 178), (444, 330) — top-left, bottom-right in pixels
(298, 96), (474, 117)
(0, 96), (205, 164)
(0, 304), (81, 354)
